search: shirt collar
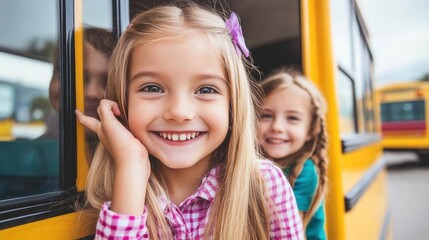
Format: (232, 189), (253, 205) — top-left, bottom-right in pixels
(159, 165), (220, 211)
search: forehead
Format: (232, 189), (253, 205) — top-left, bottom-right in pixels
(128, 35), (226, 79)
(264, 84), (312, 110)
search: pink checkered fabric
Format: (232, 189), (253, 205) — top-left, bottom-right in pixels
(95, 160), (304, 239)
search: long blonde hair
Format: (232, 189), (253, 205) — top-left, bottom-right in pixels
(85, 3), (272, 239)
(260, 69), (328, 228)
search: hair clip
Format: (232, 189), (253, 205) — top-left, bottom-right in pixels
(226, 12), (249, 58)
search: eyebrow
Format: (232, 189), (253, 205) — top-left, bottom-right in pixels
(130, 71), (227, 84)
(130, 71), (157, 83)
(196, 73), (227, 83)
(262, 108), (304, 115)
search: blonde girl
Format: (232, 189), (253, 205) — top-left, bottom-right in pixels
(76, 3), (303, 240)
(258, 69), (328, 240)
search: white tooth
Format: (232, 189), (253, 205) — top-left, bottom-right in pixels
(180, 133), (187, 141)
(187, 133), (191, 140)
(167, 133), (172, 140)
(192, 132), (196, 138)
(172, 134), (179, 141)
(162, 133), (167, 139)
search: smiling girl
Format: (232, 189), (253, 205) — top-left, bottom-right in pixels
(75, 3), (303, 239)
(258, 69), (328, 240)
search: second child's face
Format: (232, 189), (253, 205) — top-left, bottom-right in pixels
(127, 36), (230, 170)
(258, 85), (312, 159)
(83, 42), (109, 120)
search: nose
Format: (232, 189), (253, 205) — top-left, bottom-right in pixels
(85, 78), (105, 100)
(271, 117), (286, 133)
(163, 94), (195, 122)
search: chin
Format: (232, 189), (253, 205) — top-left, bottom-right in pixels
(150, 154), (199, 170)
(267, 151), (289, 160)
(161, 160), (198, 169)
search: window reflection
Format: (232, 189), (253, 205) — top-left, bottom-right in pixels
(0, 0), (59, 200)
(82, 1), (114, 159)
(82, 28), (115, 158)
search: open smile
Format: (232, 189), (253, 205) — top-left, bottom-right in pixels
(265, 138), (290, 144)
(154, 131), (205, 143)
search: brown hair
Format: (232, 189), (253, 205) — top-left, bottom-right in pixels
(83, 27), (115, 57)
(260, 68), (328, 228)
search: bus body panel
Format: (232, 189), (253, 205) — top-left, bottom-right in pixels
(344, 170), (389, 240)
(0, 213), (93, 240)
(342, 142), (389, 239)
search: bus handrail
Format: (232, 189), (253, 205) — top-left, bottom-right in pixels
(344, 156), (386, 211)
(342, 133), (381, 153)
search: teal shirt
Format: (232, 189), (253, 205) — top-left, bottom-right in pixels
(284, 159), (326, 240)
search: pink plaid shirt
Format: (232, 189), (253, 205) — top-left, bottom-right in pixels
(95, 160), (304, 239)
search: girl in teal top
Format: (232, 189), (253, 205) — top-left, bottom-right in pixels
(258, 69), (328, 240)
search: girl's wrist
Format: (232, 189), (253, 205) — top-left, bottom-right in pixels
(115, 159), (151, 181)
(111, 164), (149, 215)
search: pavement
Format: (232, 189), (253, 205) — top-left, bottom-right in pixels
(384, 151), (429, 240)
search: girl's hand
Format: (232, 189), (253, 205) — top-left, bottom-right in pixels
(76, 99), (150, 215)
(75, 99), (149, 169)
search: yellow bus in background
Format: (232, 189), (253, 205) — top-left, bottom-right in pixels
(377, 81), (429, 160)
(0, 0), (390, 239)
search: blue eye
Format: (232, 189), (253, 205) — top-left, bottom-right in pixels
(142, 85), (163, 93)
(197, 86), (217, 94)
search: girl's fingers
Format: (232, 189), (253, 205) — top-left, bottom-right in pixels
(75, 109), (100, 133)
(112, 102), (122, 117)
(98, 99), (122, 121)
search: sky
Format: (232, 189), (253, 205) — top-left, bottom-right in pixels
(358, 0), (429, 87)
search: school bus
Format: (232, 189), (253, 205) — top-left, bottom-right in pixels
(0, 0), (390, 239)
(377, 81), (429, 160)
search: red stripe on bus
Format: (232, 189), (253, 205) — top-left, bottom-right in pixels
(381, 120), (426, 131)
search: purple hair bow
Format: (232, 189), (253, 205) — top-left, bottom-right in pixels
(226, 12), (250, 58)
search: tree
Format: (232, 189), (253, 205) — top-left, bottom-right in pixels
(421, 73), (429, 82)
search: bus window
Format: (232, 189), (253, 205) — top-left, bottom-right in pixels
(332, 0), (377, 139)
(337, 70), (357, 135)
(0, 0), (59, 200)
(381, 100), (425, 122)
(83, 0), (113, 29)
(331, 0), (353, 71)
(362, 44), (376, 133)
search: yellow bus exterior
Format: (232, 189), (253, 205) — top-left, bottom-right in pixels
(305, 1), (390, 239)
(0, 0), (391, 239)
(377, 81), (429, 155)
